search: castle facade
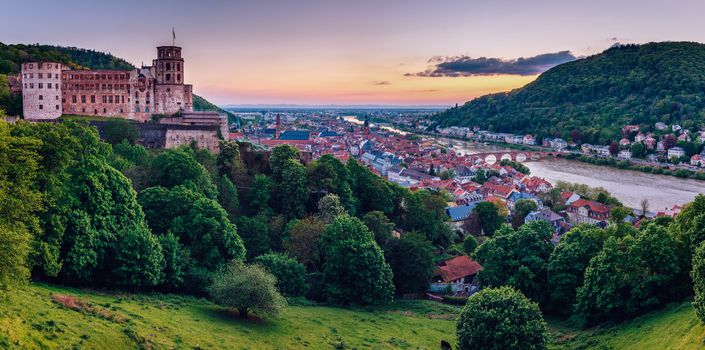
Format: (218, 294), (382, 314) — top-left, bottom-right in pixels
(21, 46), (193, 121)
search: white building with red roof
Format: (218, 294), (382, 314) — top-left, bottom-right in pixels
(566, 199), (611, 225)
(429, 255), (483, 293)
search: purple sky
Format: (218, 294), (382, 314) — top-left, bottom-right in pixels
(3, 0), (705, 105)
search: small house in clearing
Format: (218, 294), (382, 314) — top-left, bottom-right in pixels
(429, 255), (482, 294)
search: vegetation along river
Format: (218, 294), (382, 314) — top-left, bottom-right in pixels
(444, 138), (705, 210)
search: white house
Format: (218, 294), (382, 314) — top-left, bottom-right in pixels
(618, 150), (632, 160)
(668, 147), (685, 159)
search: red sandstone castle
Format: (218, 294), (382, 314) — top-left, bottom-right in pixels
(21, 45), (193, 121)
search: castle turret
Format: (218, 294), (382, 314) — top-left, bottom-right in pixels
(154, 46), (184, 85)
(152, 46), (193, 114)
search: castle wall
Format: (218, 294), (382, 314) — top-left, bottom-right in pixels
(165, 126), (220, 153)
(21, 62), (68, 120)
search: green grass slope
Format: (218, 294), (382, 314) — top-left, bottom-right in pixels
(550, 301), (705, 350)
(0, 283), (458, 350)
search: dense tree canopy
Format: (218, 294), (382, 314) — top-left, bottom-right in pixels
(474, 221), (554, 303)
(434, 42), (705, 144)
(576, 224), (682, 325)
(457, 287), (548, 350)
(319, 215), (394, 305)
(254, 252), (308, 297)
(383, 232), (435, 294)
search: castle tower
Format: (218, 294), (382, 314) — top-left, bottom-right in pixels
(154, 46), (184, 85)
(21, 62), (68, 120)
(153, 46), (193, 114)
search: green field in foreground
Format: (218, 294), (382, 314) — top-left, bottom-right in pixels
(3, 283), (705, 350)
(550, 300), (705, 350)
(0, 283), (459, 349)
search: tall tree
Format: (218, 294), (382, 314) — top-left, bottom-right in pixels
(320, 215), (394, 305)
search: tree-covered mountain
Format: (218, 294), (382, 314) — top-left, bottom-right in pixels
(0, 42), (228, 118)
(433, 42), (705, 144)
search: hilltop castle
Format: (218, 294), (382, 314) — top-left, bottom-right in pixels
(17, 44), (228, 152)
(21, 45), (193, 121)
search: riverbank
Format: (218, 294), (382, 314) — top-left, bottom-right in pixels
(564, 153), (705, 181)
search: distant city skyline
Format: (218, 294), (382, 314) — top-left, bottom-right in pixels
(4, 0), (705, 105)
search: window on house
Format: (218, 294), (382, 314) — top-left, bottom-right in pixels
(55, 96), (58, 100)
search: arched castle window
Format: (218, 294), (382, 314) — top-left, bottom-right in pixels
(166, 74), (171, 81)
(166, 63), (171, 71)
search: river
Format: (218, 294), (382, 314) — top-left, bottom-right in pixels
(442, 137), (704, 210)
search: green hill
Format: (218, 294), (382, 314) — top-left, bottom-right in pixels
(0, 43), (228, 118)
(1, 283), (458, 350)
(433, 42), (705, 144)
(3, 283), (704, 350)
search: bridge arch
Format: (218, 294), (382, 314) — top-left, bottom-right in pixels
(516, 153), (527, 162)
(484, 154), (497, 164)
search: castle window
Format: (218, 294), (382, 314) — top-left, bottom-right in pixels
(29, 73), (33, 78)
(38, 83), (43, 89)
(48, 83), (52, 88)
(39, 73), (43, 79)
(177, 74), (181, 82)
(55, 105), (59, 110)
(81, 95), (86, 103)
(103, 108), (106, 113)
(94, 109), (98, 114)
(146, 92), (150, 98)
(39, 105), (43, 110)
(177, 63), (180, 71)
(82, 108), (85, 113)
(135, 106), (140, 112)
(109, 96), (113, 103)
(29, 64), (33, 69)
(30, 83), (34, 88)
(55, 85), (58, 90)
(91, 95), (95, 103)
(55, 96), (58, 100)
(115, 95), (119, 103)
(39, 95), (43, 100)
(55, 74), (59, 79)
(24, 83), (27, 88)
(72, 95), (77, 103)
(166, 74), (171, 81)
(102, 96), (107, 103)
(166, 63), (171, 71)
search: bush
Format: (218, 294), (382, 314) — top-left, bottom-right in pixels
(457, 287), (548, 350)
(208, 261), (286, 319)
(442, 295), (468, 305)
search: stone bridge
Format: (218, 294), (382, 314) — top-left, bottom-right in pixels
(468, 151), (565, 164)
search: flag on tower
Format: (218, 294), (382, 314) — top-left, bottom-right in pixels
(172, 27), (176, 45)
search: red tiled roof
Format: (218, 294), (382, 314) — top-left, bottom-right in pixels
(435, 256), (483, 283)
(570, 198), (610, 214)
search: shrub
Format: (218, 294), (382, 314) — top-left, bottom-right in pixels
(208, 261), (286, 319)
(457, 287), (548, 350)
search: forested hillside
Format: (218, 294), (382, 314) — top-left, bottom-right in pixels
(433, 42), (705, 144)
(0, 43), (227, 117)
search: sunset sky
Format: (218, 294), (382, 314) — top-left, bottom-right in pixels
(4, 0), (705, 106)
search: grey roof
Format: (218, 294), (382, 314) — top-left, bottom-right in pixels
(279, 130), (310, 141)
